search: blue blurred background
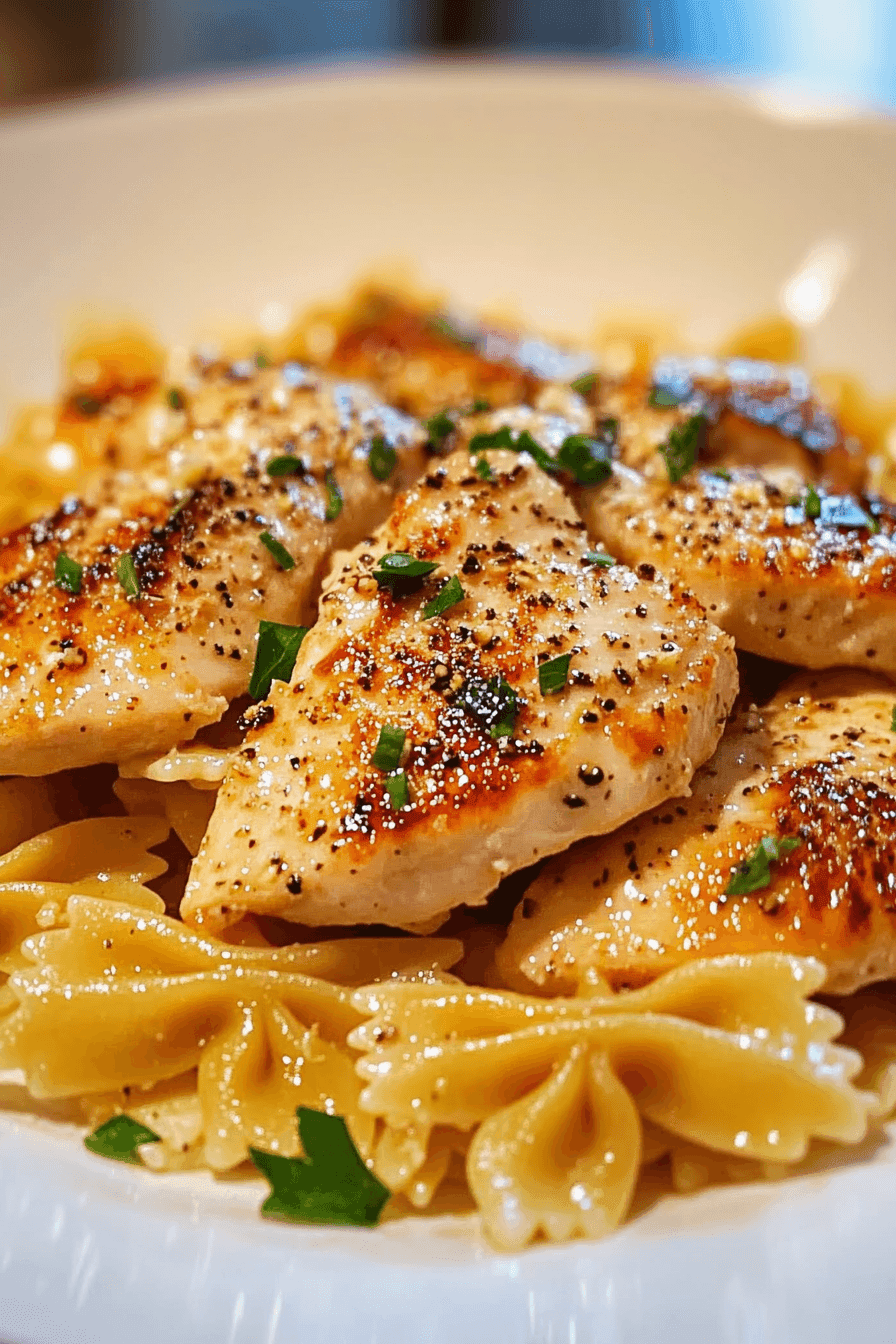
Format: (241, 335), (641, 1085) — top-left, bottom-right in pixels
(1, 0), (895, 108)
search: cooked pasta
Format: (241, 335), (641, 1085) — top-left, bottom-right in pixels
(0, 280), (895, 1250)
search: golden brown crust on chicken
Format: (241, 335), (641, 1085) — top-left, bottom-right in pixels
(183, 449), (737, 933)
(313, 288), (594, 419)
(591, 466), (896, 676)
(0, 360), (425, 775)
(498, 670), (896, 997)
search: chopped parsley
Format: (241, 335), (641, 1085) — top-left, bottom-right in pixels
(427, 312), (477, 349)
(539, 653), (572, 695)
(324, 470), (343, 522)
(54, 552), (82, 595)
(458, 674), (518, 740)
(254, 350), (271, 368)
(248, 620), (308, 700)
(570, 372), (597, 396)
(468, 425), (557, 474)
(725, 834), (801, 897)
(584, 551), (615, 567)
(424, 409), (456, 452)
(385, 771), (410, 810)
(372, 724), (406, 772)
(804, 483), (822, 520)
(250, 1108), (390, 1228)
(259, 531), (296, 571)
(166, 386), (186, 411)
(468, 397), (491, 413)
(891, 704), (896, 733)
(372, 552), (440, 596)
(368, 435), (397, 482)
(475, 456), (494, 481)
(85, 1115), (161, 1165)
(709, 467), (733, 482)
(117, 553), (140, 599)
(556, 433), (613, 486)
(422, 574), (464, 620)
(659, 413), (707, 483)
(267, 455), (305, 477)
(648, 385), (685, 409)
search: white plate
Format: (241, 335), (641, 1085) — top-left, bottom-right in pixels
(1, 60), (895, 1344)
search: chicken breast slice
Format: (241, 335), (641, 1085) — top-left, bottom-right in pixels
(0, 359), (425, 776)
(574, 358), (896, 674)
(183, 448), (737, 933)
(498, 670), (896, 996)
(309, 286), (595, 418)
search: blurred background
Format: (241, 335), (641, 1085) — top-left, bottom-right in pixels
(1, 0), (895, 108)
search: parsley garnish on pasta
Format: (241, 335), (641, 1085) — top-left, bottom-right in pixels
(250, 1108), (390, 1227)
(85, 1115), (161, 1166)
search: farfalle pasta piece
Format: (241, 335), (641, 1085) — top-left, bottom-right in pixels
(0, 816), (168, 975)
(0, 895), (461, 1169)
(350, 954), (875, 1248)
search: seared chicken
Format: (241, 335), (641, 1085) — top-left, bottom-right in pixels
(183, 448), (737, 933)
(498, 670), (896, 996)
(593, 467), (896, 676)
(312, 287), (595, 418)
(575, 357), (896, 675)
(0, 359), (425, 776)
(606, 355), (866, 491)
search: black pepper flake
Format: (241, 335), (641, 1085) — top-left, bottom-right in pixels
(563, 794), (587, 809)
(578, 764), (605, 786)
(614, 667), (634, 687)
(311, 822), (327, 841)
(286, 875), (303, 895)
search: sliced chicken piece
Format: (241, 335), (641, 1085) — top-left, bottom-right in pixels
(308, 286), (595, 419)
(606, 355), (866, 491)
(498, 670), (896, 996)
(0, 360), (425, 776)
(183, 448), (737, 933)
(569, 357), (896, 675)
(592, 465), (896, 676)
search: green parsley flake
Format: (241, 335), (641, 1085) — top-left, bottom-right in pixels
(428, 312), (477, 349)
(891, 705), (896, 733)
(648, 385), (684, 409)
(468, 397), (491, 413)
(385, 771), (410, 810)
(570, 372), (597, 396)
(659, 413), (707, 483)
(725, 834), (801, 896)
(804, 483), (822, 520)
(166, 491), (193, 527)
(259, 531), (296, 571)
(324, 471), (343, 522)
(539, 653), (572, 695)
(468, 426), (558, 474)
(372, 552), (440, 596)
(368, 435), (397, 482)
(254, 351), (271, 368)
(458, 674), (518, 740)
(166, 386), (186, 411)
(475, 456), (494, 481)
(584, 551), (615, 567)
(248, 620), (308, 700)
(54, 552), (82, 595)
(266, 455), (305, 477)
(422, 574), (464, 620)
(250, 1107), (390, 1228)
(710, 468), (733, 482)
(372, 724), (406, 772)
(117, 553), (140, 599)
(424, 409), (456, 452)
(85, 1115), (161, 1165)
(556, 433), (613, 486)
